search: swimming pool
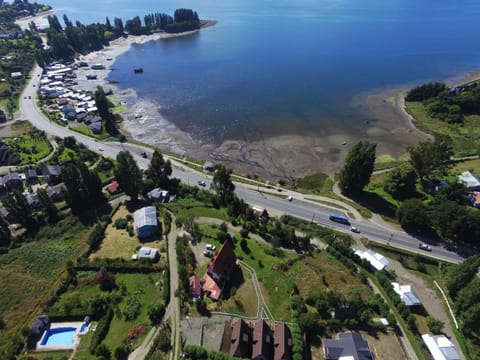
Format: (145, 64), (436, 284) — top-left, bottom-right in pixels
(40, 327), (76, 347)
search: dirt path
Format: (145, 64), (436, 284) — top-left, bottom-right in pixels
(128, 212), (182, 360)
(387, 259), (464, 359)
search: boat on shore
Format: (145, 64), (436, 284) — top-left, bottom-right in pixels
(134, 68), (144, 74)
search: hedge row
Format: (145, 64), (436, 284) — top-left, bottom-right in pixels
(89, 307), (114, 353)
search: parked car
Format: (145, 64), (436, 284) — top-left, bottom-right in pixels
(198, 180), (206, 187)
(203, 250), (213, 258)
(418, 243), (432, 251)
(350, 226), (360, 233)
(206, 244), (216, 251)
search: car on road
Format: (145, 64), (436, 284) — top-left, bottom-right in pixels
(198, 180), (206, 187)
(98, 147), (104, 152)
(206, 244), (216, 251)
(141, 151), (147, 158)
(203, 250), (213, 258)
(418, 243), (432, 251)
(287, 196), (293, 202)
(28, 95), (31, 99)
(350, 226), (360, 233)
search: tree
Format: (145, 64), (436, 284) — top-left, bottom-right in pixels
(211, 165), (235, 205)
(115, 151), (143, 201)
(94, 86), (115, 133)
(383, 164), (417, 199)
(147, 304), (165, 325)
(2, 190), (37, 232)
(145, 149), (172, 190)
(339, 140), (376, 194)
(426, 316), (444, 335)
(408, 135), (453, 180)
(37, 187), (59, 223)
(62, 161), (104, 213)
(446, 255), (480, 298)
(396, 198), (430, 234)
(0, 214), (10, 247)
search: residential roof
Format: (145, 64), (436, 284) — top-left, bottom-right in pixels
(25, 169), (38, 179)
(46, 183), (66, 199)
(252, 320), (273, 360)
(458, 171), (480, 189)
(134, 206), (158, 229)
(202, 273), (221, 300)
(274, 323), (292, 360)
(148, 188), (169, 202)
(354, 249), (389, 271)
(42, 165), (62, 177)
(468, 191), (480, 207)
(207, 238), (236, 285)
(392, 282), (421, 306)
(107, 181), (120, 194)
(137, 246), (158, 259)
(230, 319), (252, 359)
(422, 334), (460, 360)
(322, 332), (374, 360)
(189, 275), (202, 298)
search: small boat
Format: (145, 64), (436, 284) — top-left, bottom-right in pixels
(134, 68), (144, 74)
(85, 74), (97, 80)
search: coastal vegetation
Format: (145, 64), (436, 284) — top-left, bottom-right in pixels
(405, 81), (480, 156)
(36, 8), (201, 65)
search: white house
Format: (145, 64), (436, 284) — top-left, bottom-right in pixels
(422, 334), (460, 360)
(136, 246), (159, 260)
(458, 171), (480, 190)
(392, 282), (421, 306)
(134, 206), (158, 238)
(354, 249), (389, 271)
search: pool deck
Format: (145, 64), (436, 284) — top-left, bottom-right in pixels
(36, 321), (85, 352)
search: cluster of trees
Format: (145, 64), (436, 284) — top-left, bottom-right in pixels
(406, 81), (480, 124)
(176, 234), (197, 301)
(183, 344), (245, 360)
(37, 9), (200, 63)
(114, 149), (175, 202)
(0, 0), (50, 24)
(445, 255), (480, 354)
(339, 141), (377, 195)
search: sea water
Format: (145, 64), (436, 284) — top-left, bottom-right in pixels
(45, 0), (480, 142)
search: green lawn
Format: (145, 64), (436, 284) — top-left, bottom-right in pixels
(406, 101), (480, 156)
(103, 273), (163, 349)
(27, 351), (73, 359)
(3, 131), (52, 164)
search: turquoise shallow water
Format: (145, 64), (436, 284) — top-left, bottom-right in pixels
(41, 327), (76, 347)
(46, 0), (480, 143)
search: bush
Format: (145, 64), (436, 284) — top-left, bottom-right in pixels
(114, 218), (128, 229)
(90, 307), (114, 352)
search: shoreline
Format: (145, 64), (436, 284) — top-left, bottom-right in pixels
(20, 12), (480, 179)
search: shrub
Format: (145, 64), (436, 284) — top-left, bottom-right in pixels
(114, 218), (128, 229)
(90, 307), (114, 352)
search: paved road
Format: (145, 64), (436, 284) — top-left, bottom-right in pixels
(19, 63), (473, 264)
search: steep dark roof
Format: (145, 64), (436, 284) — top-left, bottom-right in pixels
(230, 320), (252, 358)
(42, 165), (62, 177)
(274, 323), (292, 360)
(207, 238), (236, 284)
(323, 332), (373, 360)
(25, 169), (38, 179)
(252, 320), (273, 360)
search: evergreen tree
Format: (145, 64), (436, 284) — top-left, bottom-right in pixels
(339, 140), (376, 194)
(114, 151), (143, 201)
(0, 214), (10, 247)
(94, 86), (115, 133)
(145, 149), (172, 190)
(211, 165), (235, 205)
(2, 190), (36, 232)
(37, 188), (58, 223)
(408, 135), (453, 180)
(383, 164), (417, 199)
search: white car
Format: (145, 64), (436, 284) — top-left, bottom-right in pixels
(98, 146), (104, 152)
(206, 244), (216, 251)
(198, 180), (206, 187)
(350, 226), (360, 233)
(418, 243), (432, 251)
(287, 196), (293, 202)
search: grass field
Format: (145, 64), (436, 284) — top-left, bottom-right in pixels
(0, 217), (90, 355)
(91, 206), (164, 260)
(406, 101), (480, 156)
(3, 131), (52, 164)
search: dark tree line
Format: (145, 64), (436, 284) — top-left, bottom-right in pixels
(37, 9), (201, 63)
(406, 81), (480, 125)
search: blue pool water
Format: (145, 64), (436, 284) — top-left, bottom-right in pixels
(40, 327), (76, 347)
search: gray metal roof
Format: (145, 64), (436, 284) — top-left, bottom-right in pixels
(134, 206), (157, 228)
